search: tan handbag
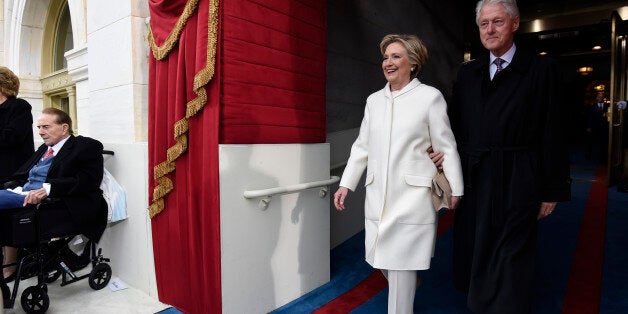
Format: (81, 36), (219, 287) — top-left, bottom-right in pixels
(431, 170), (452, 211)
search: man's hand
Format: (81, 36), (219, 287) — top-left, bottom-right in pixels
(537, 202), (557, 219)
(23, 188), (47, 206)
(427, 146), (444, 169)
(334, 187), (349, 211)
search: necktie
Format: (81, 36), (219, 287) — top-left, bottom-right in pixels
(42, 147), (54, 160)
(494, 58), (505, 74)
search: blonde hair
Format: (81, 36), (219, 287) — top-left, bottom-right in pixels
(0, 66), (20, 97)
(380, 34), (428, 79)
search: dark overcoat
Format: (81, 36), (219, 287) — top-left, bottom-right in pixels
(449, 48), (571, 314)
(0, 97), (34, 181)
(10, 135), (107, 242)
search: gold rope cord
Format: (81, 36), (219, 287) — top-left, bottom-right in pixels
(148, 0), (220, 218)
(148, 0), (199, 61)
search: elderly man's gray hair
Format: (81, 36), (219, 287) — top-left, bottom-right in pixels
(475, 0), (520, 25)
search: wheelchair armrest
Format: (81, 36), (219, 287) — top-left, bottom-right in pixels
(36, 198), (63, 209)
(41, 198), (62, 204)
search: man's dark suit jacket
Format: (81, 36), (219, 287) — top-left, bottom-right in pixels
(587, 101), (609, 134)
(9, 135), (107, 242)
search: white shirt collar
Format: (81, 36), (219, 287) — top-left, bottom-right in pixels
(49, 135), (71, 157)
(490, 43), (516, 67)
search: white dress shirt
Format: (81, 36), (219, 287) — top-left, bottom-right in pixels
(490, 43), (516, 80)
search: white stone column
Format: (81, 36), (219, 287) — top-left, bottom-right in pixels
(1, 0), (5, 65)
(87, 0), (149, 143)
(66, 46), (89, 134)
(66, 0), (87, 47)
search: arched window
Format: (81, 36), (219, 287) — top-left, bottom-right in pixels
(40, 0), (77, 131)
(54, 4), (73, 71)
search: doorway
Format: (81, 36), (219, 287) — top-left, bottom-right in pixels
(513, 4), (628, 185)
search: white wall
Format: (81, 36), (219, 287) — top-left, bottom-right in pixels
(78, 1), (155, 296)
(97, 142), (158, 298)
(219, 144), (331, 314)
(86, 0), (148, 143)
(328, 128), (366, 248)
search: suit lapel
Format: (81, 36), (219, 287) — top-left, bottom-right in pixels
(483, 50), (530, 109)
(48, 135), (76, 175)
(30, 145), (48, 167)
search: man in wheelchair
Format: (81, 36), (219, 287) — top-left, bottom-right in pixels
(1, 108), (107, 309)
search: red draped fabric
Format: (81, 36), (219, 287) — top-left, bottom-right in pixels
(148, 0), (326, 312)
(148, 0), (221, 313)
(220, 0), (327, 143)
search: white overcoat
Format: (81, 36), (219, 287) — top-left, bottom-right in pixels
(340, 79), (464, 270)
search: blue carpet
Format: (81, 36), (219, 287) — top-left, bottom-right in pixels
(600, 185), (628, 314)
(273, 153), (627, 313)
(273, 231), (374, 313)
(532, 171), (590, 313)
(156, 307), (183, 314)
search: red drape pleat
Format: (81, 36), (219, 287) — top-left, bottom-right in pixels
(148, 0), (221, 313)
(220, 0), (327, 143)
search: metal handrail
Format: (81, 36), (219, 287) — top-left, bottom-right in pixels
(244, 176), (340, 210)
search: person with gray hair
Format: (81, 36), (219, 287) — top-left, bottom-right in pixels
(334, 34), (463, 313)
(446, 0), (571, 313)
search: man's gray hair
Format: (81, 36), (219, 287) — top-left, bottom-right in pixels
(475, 0), (520, 25)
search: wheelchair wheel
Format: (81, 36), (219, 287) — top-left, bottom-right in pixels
(21, 285), (50, 314)
(88, 263), (112, 290)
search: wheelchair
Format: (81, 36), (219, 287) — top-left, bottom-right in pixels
(1, 151), (114, 313)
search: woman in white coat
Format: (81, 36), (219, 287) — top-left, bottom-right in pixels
(333, 34), (464, 313)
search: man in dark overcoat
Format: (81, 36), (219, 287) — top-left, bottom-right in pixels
(586, 92), (609, 162)
(0, 108), (106, 240)
(1, 108), (106, 307)
(448, 1), (571, 313)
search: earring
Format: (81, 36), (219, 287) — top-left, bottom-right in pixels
(411, 67), (416, 71)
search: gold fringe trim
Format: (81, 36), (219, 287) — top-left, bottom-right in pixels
(149, 0), (220, 218)
(174, 120), (189, 138)
(148, 0), (200, 60)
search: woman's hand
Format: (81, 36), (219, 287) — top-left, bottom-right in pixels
(450, 196), (462, 209)
(334, 187), (349, 211)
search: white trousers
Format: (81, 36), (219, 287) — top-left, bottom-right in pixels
(381, 269), (417, 314)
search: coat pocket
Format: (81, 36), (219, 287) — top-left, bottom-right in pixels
(396, 175), (435, 224)
(403, 175), (432, 187)
(364, 172), (378, 221)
